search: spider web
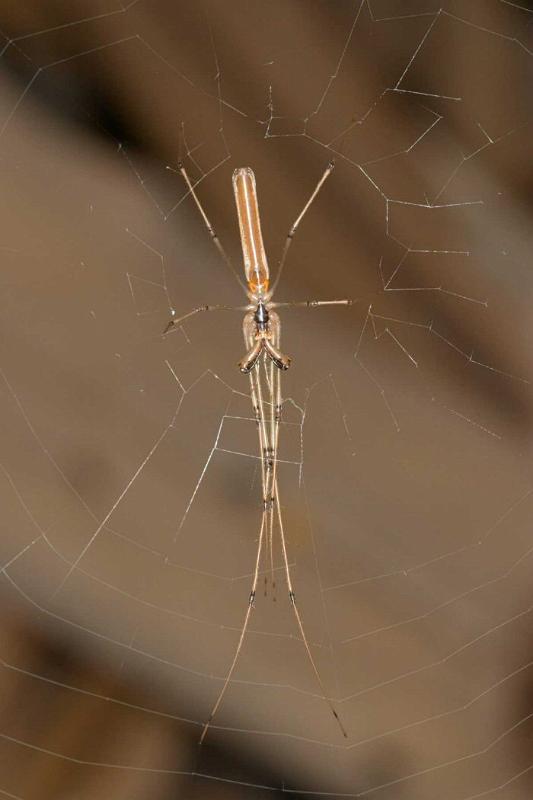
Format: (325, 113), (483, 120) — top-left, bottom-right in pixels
(0, 0), (532, 797)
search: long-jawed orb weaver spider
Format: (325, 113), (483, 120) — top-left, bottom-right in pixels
(165, 162), (351, 744)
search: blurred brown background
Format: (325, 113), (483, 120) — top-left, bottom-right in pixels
(0, 1), (532, 798)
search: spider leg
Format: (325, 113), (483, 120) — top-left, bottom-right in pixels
(270, 161), (335, 295)
(274, 478), (348, 739)
(163, 303), (249, 334)
(178, 163), (248, 294)
(271, 299), (353, 311)
(199, 511), (267, 745)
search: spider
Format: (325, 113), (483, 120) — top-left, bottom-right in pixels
(165, 162), (351, 743)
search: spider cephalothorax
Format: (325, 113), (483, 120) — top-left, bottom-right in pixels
(238, 300), (291, 373)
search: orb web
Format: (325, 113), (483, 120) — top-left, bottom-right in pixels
(0, 1), (532, 798)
